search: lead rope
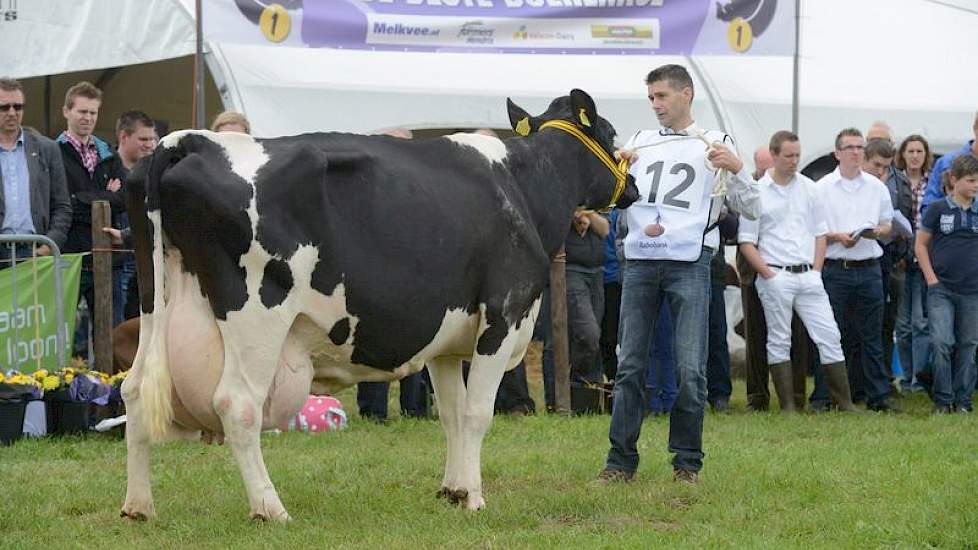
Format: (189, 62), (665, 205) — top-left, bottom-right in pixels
(628, 130), (732, 198)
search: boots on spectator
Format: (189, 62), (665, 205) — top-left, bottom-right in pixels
(769, 361), (796, 413)
(824, 361), (859, 412)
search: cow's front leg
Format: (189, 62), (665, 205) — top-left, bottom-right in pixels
(455, 324), (518, 510)
(214, 322), (292, 522)
(426, 357), (466, 501)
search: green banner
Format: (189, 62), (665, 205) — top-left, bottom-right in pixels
(0, 254), (83, 373)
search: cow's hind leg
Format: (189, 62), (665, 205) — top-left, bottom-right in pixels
(120, 360), (201, 520)
(120, 311), (157, 520)
(426, 357), (466, 502)
(213, 319), (292, 522)
(120, 379), (155, 520)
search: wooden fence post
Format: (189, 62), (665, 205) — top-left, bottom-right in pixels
(91, 200), (112, 374)
(549, 246), (571, 414)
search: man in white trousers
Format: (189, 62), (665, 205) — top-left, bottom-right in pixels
(737, 131), (858, 412)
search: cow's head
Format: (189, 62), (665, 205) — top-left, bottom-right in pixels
(507, 89), (639, 211)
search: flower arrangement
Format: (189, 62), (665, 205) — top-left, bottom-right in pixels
(0, 370), (43, 401)
(38, 366), (114, 405)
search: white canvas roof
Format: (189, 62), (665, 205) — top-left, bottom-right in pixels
(6, 0), (976, 168)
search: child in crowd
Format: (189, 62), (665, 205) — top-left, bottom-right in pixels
(915, 154), (978, 414)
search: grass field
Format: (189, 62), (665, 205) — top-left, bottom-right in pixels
(2, 374), (977, 549)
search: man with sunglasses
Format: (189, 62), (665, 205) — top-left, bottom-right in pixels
(0, 78), (72, 267)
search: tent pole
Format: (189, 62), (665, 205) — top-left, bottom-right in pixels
(792, 0), (801, 134)
(193, 0), (205, 129)
(43, 75), (51, 137)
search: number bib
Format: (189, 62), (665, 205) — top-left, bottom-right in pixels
(622, 133), (719, 261)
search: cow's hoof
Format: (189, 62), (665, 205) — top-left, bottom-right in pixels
(120, 505), (154, 521)
(464, 494), (485, 511)
(251, 510), (291, 523)
(439, 487), (468, 506)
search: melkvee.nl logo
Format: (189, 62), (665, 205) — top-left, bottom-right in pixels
(372, 21), (441, 37)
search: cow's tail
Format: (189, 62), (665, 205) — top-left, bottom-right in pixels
(140, 207), (173, 442)
(134, 146), (177, 443)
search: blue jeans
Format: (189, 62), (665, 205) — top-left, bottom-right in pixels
(647, 304), (677, 413)
(896, 268), (930, 389)
(607, 250), (711, 474)
(812, 262), (891, 406)
(925, 284), (978, 410)
(707, 284), (732, 404)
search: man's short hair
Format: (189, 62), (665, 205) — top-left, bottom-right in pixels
(64, 81), (102, 110)
(116, 110), (155, 136)
(0, 77), (23, 93)
(210, 111), (251, 134)
(834, 128), (863, 150)
(645, 64), (695, 100)
(864, 138), (895, 160)
(769, 130), (799, 155)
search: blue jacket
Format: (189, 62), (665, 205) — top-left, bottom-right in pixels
(921, 140), (975, 216)
(603, 209), (620, 284)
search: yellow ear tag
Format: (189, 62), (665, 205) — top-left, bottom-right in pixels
(578, 109), (592, 128)
(515, 117), (531, 136)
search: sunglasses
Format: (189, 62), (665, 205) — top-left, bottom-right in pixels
(0, 103), (25, 112)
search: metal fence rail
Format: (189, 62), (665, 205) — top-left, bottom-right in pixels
(0, 234), (67, 369)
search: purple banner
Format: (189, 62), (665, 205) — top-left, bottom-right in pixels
(204, 0), (794, 56)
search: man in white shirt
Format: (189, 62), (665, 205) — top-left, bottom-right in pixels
(811, 128), (897, 412)
(738, 131), (857, 412)
(599, 64), (759, 484)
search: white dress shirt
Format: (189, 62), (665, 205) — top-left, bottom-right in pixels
(738, 171), (826, 266)
(815, 168), (894, 260)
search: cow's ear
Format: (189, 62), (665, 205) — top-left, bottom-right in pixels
(507, 98), (536, 136)
(569, 89), (598, 133)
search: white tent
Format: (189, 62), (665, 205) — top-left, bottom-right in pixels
(5, 0), (977, 169)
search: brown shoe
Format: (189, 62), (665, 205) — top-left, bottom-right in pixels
(597, 468), (635, 483)
(673, 469), (699, 484)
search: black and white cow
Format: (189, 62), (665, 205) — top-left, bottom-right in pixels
(120, 90), (639, 521)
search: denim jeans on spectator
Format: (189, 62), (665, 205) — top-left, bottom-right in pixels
(606, 250), (710, 474)
(0, 243), (37, 268)
(926, 284), (978, 410)
(896, 268), (930, 389)
(707, 283), (732, 405)
(647, 304), (677, 413)
(812, 262), (891, 407)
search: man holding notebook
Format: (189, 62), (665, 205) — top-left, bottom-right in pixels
(810, 128), (897, 412)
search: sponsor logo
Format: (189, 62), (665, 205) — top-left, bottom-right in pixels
(458, 20), (494, 44)
(940, 213), (955, 234)
(512, 25), (574, 42)
(639, 241), (668, 249)
(591, 25), (653, 39)
(372, 21), (441, 37)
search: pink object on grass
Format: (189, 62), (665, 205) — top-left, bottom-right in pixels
(290, 395), (347, 433)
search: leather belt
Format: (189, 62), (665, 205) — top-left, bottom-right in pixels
(825, 258), (879, 269)
(767, 263), (813, 273)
